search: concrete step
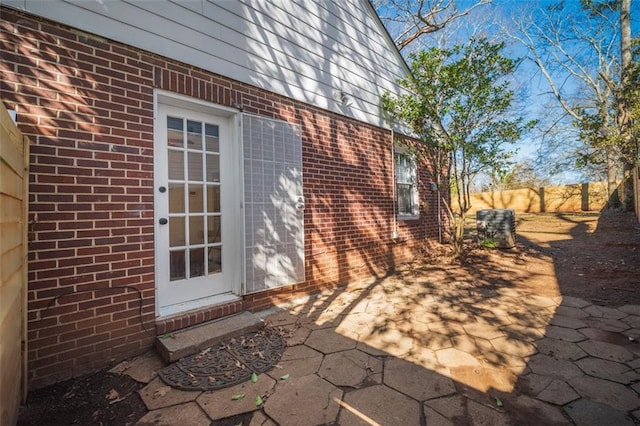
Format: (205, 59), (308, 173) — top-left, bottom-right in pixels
(156, 312), (264, 363)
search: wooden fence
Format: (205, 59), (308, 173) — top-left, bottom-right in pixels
(1, 103), (29, 425)
(468, 182), (610, 214)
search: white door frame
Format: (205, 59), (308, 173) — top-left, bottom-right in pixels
(153, 90), (242, 317)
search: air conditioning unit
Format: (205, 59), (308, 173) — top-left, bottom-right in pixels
(476, 209), (516, 248)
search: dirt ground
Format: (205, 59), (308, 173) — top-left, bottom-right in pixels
(514, 210), (640, 307)
(17, 210), (640, 425)
(17, 370), (146, 425)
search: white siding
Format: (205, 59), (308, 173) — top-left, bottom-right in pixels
(1, 0), (407, 127)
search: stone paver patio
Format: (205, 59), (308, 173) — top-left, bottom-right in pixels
(120, 270), (640, 425)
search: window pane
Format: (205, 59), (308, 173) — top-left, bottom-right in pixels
(205, 124), (219, 152)
(208, 247), (222, 274)
(167, 117), (183, 148)
(188, 184), (204, 213)
(167, 130), (183, 148)
(396, 153), (415, 183)
(206, 154), (220, 182)
(189, 215), (204, 245)
(168, 184), (185, 214)
(190, 248), (205, 278)
(170, 250), (185, 281)
(395, 150), (418, 216)
(170, 216), (185, 247)
(168, 150), (184, 180)
(186, 120), (202, 149)
(168, 116), (183, 131)
(188, 151), (203, 181)
(397, 183), (413, 215)
(207, 185), (221, 213)
(207, 215), (221, 243)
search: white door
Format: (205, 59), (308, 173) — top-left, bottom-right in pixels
(155, 104), (237, 315)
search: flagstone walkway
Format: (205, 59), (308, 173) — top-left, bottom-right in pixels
(113, 269), (640, 425)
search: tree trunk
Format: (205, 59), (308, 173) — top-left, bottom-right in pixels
(605, 147), (621, 208)
(622, 161), (635, 211)
(451, 214), (465, 260)
(618, 0), (634, 211)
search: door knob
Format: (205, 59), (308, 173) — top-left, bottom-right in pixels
(159, 218), (168, 225)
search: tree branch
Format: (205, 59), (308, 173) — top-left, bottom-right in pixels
(376, 0), (491, 50)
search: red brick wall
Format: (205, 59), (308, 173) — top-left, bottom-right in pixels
(1, 8), (158, 388)
(1, 7), (443, 388)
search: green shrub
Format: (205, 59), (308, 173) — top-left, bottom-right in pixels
(478, 238), (498, 249)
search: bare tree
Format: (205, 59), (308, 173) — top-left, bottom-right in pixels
(526, 97), (597, 181)
(493, 160), (551, 191)
(373, 0), (491, 50)
(507, 2), (627, 206)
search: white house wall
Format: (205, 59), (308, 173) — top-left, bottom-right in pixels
(1, 0), (408, 127)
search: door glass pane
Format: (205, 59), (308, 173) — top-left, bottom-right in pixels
(188, 184), (203, 213)
(170, 250), (185, 281)
(189, 215), (204, 245)
(169, 184), (184, 213)
(205, 124), (219, 152)
(208, 247), (222, 274)
(188, 152), (203, 181)
(168, 150), (184, 180)
(207, 216), (221, 243)
(169, 216), (185, 247)
(190, 248), (205, 277)
(168, 116), (183, 130)
(207, 186), (221, 212)
(206, 154), (220, 182)
(186, 120), (202, 149)
(167, 117), (183, 148)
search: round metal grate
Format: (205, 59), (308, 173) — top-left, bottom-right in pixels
(158, 327), (285, 391)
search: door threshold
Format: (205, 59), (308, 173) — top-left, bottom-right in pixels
(158, 293), (241, 318)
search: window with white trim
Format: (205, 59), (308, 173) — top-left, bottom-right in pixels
(395, 150), (419, 218)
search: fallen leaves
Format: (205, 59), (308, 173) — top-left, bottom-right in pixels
(272, 325), (296, 339)
(105, 389), (119, 401)
(188, 372), (198, 385)
(153, 386), (171, 398)
(105, 388), (130, 405)
(255, 395), (264, 406)
(208, 376), (223, 386)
